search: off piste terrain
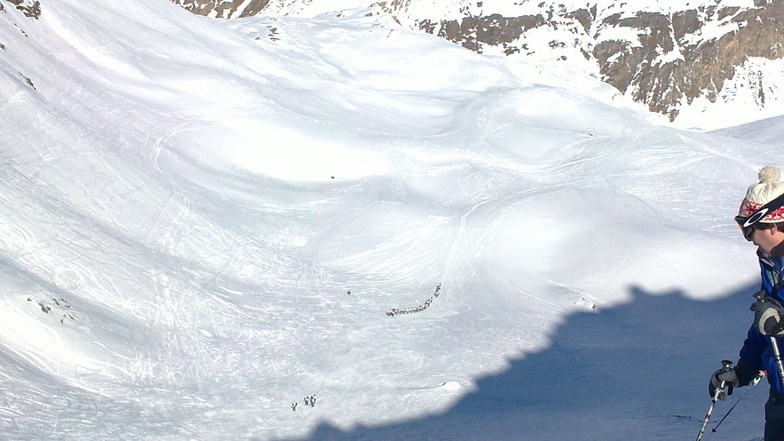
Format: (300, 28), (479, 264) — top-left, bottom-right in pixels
(0, 0), (781, 440)
(171, 0), (784, 129)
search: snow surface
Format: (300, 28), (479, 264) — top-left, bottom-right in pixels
(258, 0), (784, 130)
(0, 0), (782, 440)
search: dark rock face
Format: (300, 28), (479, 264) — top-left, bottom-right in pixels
(172, 0), (270, 18)
(171, 0), (784, 122)
(588, 3), (784, 120)
(419, 14), (545, 54)
(4, 0), (41, 19)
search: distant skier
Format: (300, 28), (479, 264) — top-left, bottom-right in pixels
(291, 402), (297, 411)
(304, 396), (310, 406)
(310, 394), (316, 407)
(708, 166), (784, 441)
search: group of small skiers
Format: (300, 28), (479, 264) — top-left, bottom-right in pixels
(291, 394), (316, 411)
(386, 283), (441, 317)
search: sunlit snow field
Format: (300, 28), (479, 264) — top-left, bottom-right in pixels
(0, 1), (781, 440)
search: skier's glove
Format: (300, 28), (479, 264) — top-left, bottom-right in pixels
(750, 293), (784, 336)
(708, 365), (739, 400)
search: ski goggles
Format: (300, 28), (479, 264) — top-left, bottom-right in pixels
(735, 192), (784, 240)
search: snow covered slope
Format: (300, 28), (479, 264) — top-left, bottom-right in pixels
(173, 0), (784, 129)
(0, 0), (778, 440)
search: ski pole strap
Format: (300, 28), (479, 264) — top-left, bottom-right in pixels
(711, 370), (766, 434)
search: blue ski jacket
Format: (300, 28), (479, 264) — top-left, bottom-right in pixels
(740, 255), (784, 394)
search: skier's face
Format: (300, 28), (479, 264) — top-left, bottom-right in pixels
(749, 224), (784, 257)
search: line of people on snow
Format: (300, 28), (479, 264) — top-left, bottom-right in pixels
(386, 283), (441, 317)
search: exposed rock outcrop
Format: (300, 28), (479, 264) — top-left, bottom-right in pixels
(173, 0), (270, 18)
(4, 0), (41, 19)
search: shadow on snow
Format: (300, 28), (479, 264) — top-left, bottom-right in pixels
(277, 283), (768, 441)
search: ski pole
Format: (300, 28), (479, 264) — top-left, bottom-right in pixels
(696, 360), (733, 441)
(711, 370), (765, 433)
(769, 336), (784, 387)
(754, 291), (784, 386)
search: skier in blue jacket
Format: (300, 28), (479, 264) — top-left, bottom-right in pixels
(711, 166), (784, 441)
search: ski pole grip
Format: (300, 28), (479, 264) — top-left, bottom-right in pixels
(714, 360), (734, 396)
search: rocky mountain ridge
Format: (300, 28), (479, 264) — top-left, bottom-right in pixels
(170, 0), (784, 126)
(3, 0), (41, 19)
